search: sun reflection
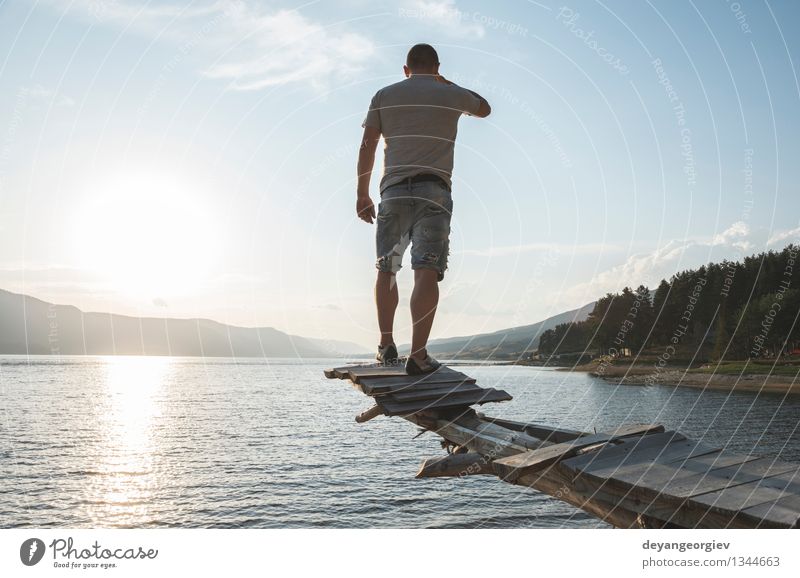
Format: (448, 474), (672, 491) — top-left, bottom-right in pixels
(105, 355), (168, 450)
(85, 356), (171, 525)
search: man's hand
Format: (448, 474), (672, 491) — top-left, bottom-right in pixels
(357, 124), (380, 224)
(357, 195), (376, 224)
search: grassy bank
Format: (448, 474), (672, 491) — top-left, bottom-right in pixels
(564, 358), (800, 395)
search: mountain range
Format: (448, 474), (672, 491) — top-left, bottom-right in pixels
(0, 288), (366, 357)
(420, 301), (594, 360)
(0, 288), (593, 360)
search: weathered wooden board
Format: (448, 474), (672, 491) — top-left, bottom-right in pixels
(408, 412), (550, 458)
(382, 382), (486, 403)
(416, 452), (494, 478)
(689, 466), (800, 513)
(563, 432), (689, 473)
(668, 457), (800, 499)
(359, 371), (476, 395)
(565, 434), (689, 472)
(336, 365), (410, 382)
(579, 441), (723, 480)
(742, 493), (800, 527)
(595, 455), (780, 500)
(324, 362), (386, 379)
(377, 388), (512, 416)
(476, 413), (588, 443)
(494, 424), (665, 480)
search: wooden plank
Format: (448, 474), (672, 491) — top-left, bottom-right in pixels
(324, 362), (387, 379)
(493, 424), (665, 480)
(378, 388), (512, 416)
(581, 441), (723, 480)
(512, 459), (675, 528)
(404, 412), (550, 458)
(476, 413), (589, 443)
(563, 432), (689, 473)
(342, 365), (410, 382)
(415, 452), (494, 478)
(667, 457), (800, 499)
(742, 493), (800, 528)
(359, 371), (475, 395)
(595, 454), (773, 500)
(334, 363), (472, 384)
(354, 405), (384, 423)
(382, 382), (486, 403)
(690, 466), (800, 512)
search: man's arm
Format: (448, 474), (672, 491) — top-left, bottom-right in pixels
(466, 88), (491, 118)
(435, 74), (491, 118)
(356, 124), (381, 224)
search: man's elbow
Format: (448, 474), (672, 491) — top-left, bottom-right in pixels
(475, 100), (491, 118)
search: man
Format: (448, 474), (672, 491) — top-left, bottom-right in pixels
(356, 43), (491, 375)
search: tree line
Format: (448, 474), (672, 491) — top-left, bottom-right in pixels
(537, 244), (800, 361)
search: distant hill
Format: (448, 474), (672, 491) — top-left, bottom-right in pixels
(0, 289), (367, 357)
(419, 302), (595, 360)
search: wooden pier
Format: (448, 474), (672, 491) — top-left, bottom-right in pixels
(324, 361), (800, 528)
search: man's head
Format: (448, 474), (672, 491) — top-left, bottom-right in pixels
(404, 43), (439, 77)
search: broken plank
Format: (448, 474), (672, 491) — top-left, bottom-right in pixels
(476, 413), (589, 443)
(324, 362), (390, 379)
(563, 431), (689, 473)
(493, 424), (665, 481)
(383, 382), (486, 403)
(378, 388), (512, 416)
(355, 405), (384, 423)
(579, 440), (722, 480)
(405, 412), (550, 458)
(341, 365), (411, 382)
(416, 452), (494, 478)
(360, 371), (476, 395)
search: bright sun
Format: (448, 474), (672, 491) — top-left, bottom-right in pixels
(72, 172), (219, 299)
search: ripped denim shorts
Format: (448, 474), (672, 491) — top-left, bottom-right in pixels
(375, 178), (453, 282)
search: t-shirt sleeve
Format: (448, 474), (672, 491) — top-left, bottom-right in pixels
(361, 90), (382, 131)
(456, 86), (482, 115)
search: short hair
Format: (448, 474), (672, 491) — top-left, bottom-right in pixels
(406, 44), (439, 70)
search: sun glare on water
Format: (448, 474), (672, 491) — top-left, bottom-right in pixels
(83, 356), (171, 524)
(72, 172), (219, 299)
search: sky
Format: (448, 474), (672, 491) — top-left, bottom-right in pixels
(0, 0), (798, 350)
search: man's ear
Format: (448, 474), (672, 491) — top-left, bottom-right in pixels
(403, 65), (411, 77)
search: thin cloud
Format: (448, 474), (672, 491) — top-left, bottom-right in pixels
(712, 220), (751, 251)
(401, 0), (485, 39)
(46, 0), (375, 91)
(767, 225), (800, 247)
(555, 221), (790, 308)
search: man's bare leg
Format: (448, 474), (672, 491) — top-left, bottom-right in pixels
(375, 271), (399, 347)
(410, 268), (439, 359)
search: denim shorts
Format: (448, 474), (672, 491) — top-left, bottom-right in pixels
(375, 180), (453, 282)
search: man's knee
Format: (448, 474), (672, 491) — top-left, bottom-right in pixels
(413, 267), (441, 283)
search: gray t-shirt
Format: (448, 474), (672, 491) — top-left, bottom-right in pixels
(362, 75), (481, 192)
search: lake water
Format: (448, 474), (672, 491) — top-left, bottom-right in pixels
(2, 356), (799, 529)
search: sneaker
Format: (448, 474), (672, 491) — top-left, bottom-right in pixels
(405, 353), (442, 375)
(376, 343), (399, 365)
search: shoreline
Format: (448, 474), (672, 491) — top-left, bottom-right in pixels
(562, 362), (800, 395)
